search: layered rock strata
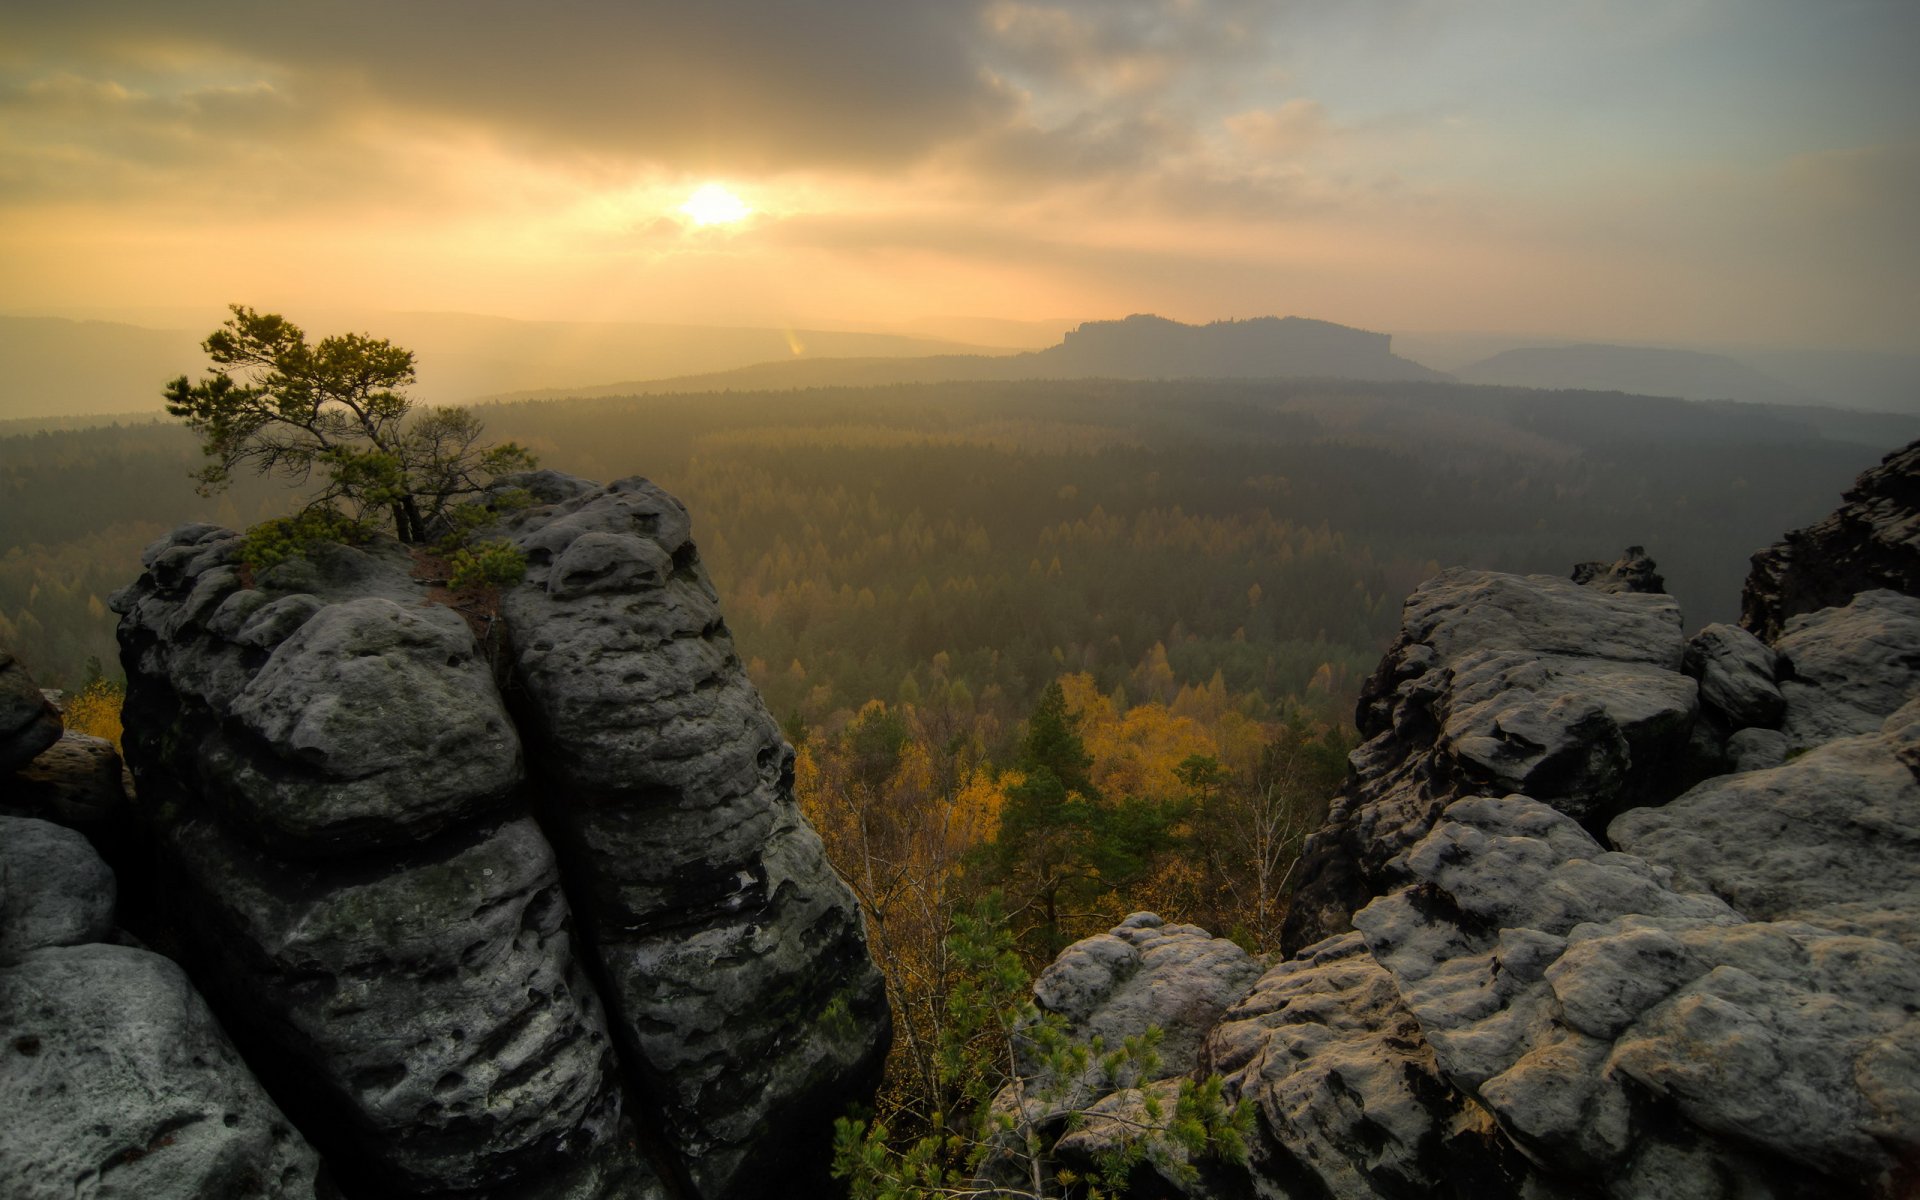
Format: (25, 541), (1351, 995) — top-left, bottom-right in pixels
(490, 471), (892, 1200)
(100, 470), (888, 1197)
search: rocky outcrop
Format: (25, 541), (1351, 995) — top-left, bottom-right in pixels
(96, 470), (887, 1197)
(1022, 437), (1920, 1200)
(1570, 544), (1666, 594)
(1743, 438), (1920, 640)
(1282, 568), (1694, 952)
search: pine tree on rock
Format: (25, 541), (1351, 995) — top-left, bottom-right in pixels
(164, 305), (533, 544)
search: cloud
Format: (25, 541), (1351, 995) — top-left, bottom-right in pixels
(0, 2), (1010, 173)
(1224, 99), (1329, 157)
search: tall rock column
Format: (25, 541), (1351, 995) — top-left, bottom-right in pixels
(493, 471), (891, 1200)
(112, 525), (656, 1197)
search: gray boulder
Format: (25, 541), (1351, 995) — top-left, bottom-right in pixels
(0, 649), (61, 774)
(493, 474), (890, 1200)
(0, 943), (318, 1198)
(980, 914), (1265, 1196)
(0, 816), (115, 963)
(112, 528), (522, 860)
(1772, 590), (1920, 750)
(110, 517), (680, 1192)
(1283, 568), (1694, 952)
(1028, 912), (1264, 1083)
(1683, 622), (1784, 729)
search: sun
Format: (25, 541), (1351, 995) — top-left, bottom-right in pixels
(680, 183), (751, 226)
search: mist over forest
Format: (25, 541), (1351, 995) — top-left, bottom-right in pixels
(8, 372), (1910, 738)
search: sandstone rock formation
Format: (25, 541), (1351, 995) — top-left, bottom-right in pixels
(21, 469), (893, 1197)
(1018, 437), (1920, 1199)
(1282, 567), (1694, 952)
(0, 649), (61, 773)
(1743, 437), (1920, 639)
(0, 813), (321, 1198)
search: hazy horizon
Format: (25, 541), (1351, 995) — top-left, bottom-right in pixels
(3, 1), (1916, 355)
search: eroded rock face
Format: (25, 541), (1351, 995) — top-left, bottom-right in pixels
(111, 525), (638, 1194)
(105, 471), (884, 1198)
(1283, 568), (1694, 952)
(166, 815), (632, 1194)
(1202, 931), (1525, 1200)
(0, 649), (61, 774)
(1612, 701), (1920, 951)
(492, 471), (890, 1200)
(1772, 590), (1920, 751)
(980, 914), (1266, 1196)
(1355, 795), (1918, 1197)
(2, 731), (131, 843)
(1744, 438), (1920, 641)
(0, 944), (321, 1199)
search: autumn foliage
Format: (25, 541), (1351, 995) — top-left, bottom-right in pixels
(797, 670), (1352, 1137)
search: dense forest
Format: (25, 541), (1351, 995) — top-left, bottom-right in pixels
(7, 377), (1910, 729)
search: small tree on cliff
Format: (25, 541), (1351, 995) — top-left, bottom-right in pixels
(164, 305), (534, 544)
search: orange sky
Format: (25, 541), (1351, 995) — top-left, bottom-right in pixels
(1, 1), (1915, 348)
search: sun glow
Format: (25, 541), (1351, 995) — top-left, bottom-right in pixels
(680, 183), (751, 226)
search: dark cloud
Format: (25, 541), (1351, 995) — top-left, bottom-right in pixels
(0, 1), (1012, 171)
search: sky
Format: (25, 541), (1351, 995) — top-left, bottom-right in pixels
(1, 0), (1916, 348)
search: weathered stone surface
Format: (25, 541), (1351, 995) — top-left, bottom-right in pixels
(0, 649), (61, 774)
(979, 916), (1265, 1196)
(167, 814), (630, 1194)
(1613, 701), (1920, 950)
(111, 516), (678, 1193)
(1744, 437), (1920, 641)
(1570, 544), (1666, 595)
(114, 526), (521, 858)
(1203, 931), (1526, 1200)
(490, 472), (890, 1200)
(0, 943), (318, 1198)
(1683, 622), (1784, 729)
(1354, 795), (1919, 1196)
(1283, 569), (1693, 953)
(1, 731), (130, 842)
(1029, 913), (1264, 1082)
(0, 816), (115, 963)
(207, 596), (522, 854)
(1772, 590), (1920, 750)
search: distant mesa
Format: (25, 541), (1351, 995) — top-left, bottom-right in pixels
(492, 312), (1449, 400)
(1458, 343), (1810, 406)
(1032, 313), (1447, 383)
